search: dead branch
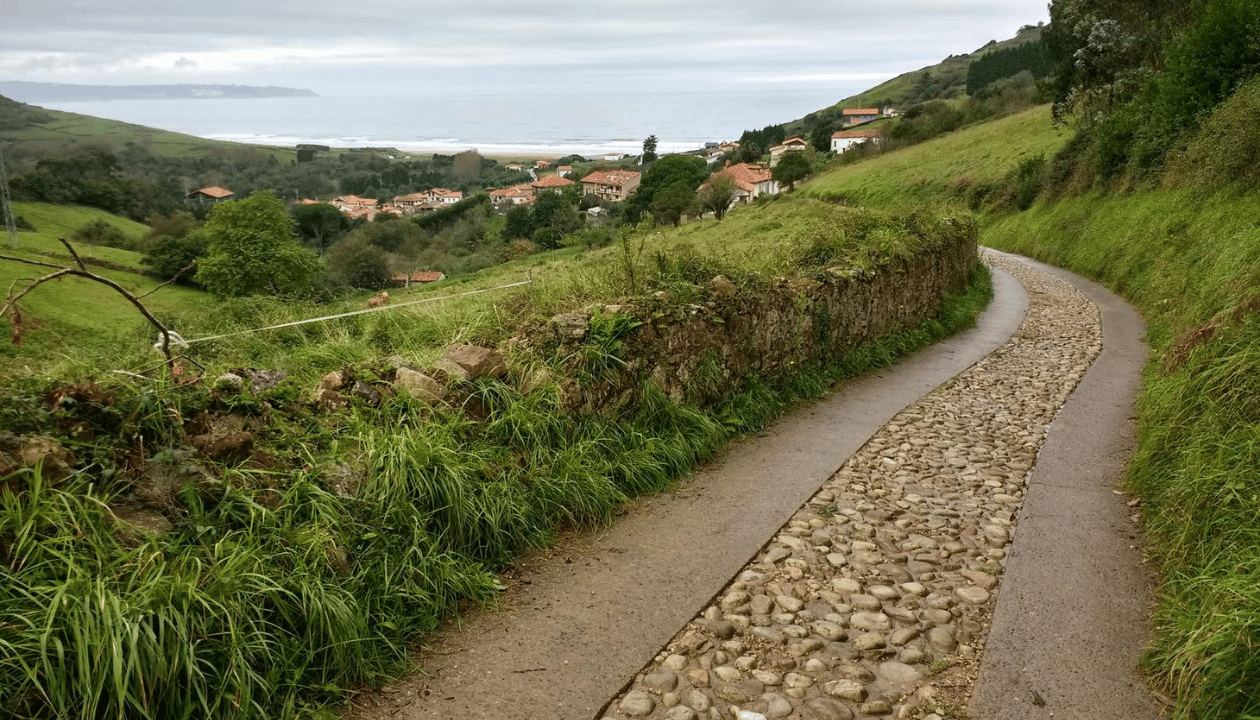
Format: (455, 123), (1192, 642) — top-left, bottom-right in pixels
(137, 261), (196, 300)
(0, 238), (178, 363)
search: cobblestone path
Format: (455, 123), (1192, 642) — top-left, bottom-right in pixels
(599, 254), (1103, 720)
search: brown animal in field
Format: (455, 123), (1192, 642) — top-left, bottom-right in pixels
(367, 291), (390, 309)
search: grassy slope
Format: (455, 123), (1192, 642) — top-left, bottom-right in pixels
(1, 202), (209, 363)
(804, 103), (1259, 719)
(2, 103), (295, 161)
(984, 191), (1260, 720)
(788, 26), (1046, 128)
(803, 104), (1070, 208)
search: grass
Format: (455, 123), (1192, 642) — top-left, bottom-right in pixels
(0, 202), (209, 364)
(984, 190), (1260, 720)
(802, 105), (1071, 209)
(795, 95), (1260, 718)
(0, 189), (991, 718)
(2, 108), (296, 161)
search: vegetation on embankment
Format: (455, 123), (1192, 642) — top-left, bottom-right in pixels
(983, 191), (1260, 720)
(0, 196), (990, 719)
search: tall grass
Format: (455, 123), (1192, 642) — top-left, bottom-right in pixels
(984, 191), (1260, 720)
(0, 256), (991, 719)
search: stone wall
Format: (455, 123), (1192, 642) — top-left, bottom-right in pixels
(539, 227), (978, 413)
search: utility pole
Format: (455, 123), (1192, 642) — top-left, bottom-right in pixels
(0, 144), (17, 249)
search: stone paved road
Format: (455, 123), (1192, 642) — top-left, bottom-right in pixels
(350, 254), (1158, 720)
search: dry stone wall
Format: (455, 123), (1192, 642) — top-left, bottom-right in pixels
(539, 229), (978, 414)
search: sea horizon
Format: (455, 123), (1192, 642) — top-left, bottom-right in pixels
(40, 88), (849, 158)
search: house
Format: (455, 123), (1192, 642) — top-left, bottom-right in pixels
(331, 195), (378, 213)
(489, 184), (535, 207)
(579, 169), (641, 202)
(603, 152), (626, 161)
(830, 129), (883, 153)
(557, 165), (574, 178)
(186, 186), (234, 205)
(505, 163), (523, 171)
(535, 160), (551, 170)
(425, 188), (463, 205)
(531, 174), (576, 196)
(391, 271), (446, 287)
(707, 162), (779, 205)
(842, 108), (881, 126)
(768, 136), (809, 167)
(391, 192), (432, 212)
(705, 141), (742, 164)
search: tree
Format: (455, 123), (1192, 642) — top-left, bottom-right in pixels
(642, 135), (659, 164)
(625, 154), (708, 224)
(696, 173), (739, 221)
(452, 149), (483, 182)
(291, 202), (347, 255)
(772, 152), (812, 191)
(650, 181), (695, 227)
(325, 234), (391, 290)
(195, 192), (322, 297)
(504, 204), (535, 240)
(142, 228), (211, 287)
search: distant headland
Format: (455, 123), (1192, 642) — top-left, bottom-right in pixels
(0, 81), (318, 102)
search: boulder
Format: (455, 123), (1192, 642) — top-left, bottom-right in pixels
(550, 312), (590, 339)
(710, 274), (738, 298)
(440, 344), (508, 380)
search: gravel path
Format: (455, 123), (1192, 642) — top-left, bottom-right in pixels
(598, 254), (1125, 720)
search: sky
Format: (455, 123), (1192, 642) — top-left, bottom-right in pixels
(1, 1), (1050, 98)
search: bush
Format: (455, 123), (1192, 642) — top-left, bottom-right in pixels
(324, 234), (391, 290)
(142, 228), (211, 286)
(1163, 76), (1260, 190)
(72, 219), (137, 251)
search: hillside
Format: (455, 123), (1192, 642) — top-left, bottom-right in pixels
(0, 93), (295, 160)
(781, 23), (1046, 137)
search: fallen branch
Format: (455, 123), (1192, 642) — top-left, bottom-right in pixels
(0, 238), (178, 363)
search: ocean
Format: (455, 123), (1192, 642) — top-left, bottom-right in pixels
(40, 90), (845, 157)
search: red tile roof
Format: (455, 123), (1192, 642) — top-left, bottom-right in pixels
(580, 169), (641, 186)
(532, 174), (576, 189)
(831, 130), (882, 139)
(712, 163), (774, 193)
(190, 186), (234, 199)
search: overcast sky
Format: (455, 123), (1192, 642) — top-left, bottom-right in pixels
(2, 1), (1050, 97)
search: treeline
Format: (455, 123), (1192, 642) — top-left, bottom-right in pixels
(965, 38), (1052, 98)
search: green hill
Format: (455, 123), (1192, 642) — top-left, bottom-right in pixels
(0, 93), (294, 160)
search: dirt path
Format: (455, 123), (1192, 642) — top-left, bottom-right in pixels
(349, 254), (1158, 720)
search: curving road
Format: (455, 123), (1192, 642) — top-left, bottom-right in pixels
(350, 251), (1160, 720)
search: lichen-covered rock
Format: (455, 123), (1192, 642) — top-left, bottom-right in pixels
(192, 431), (254, 461)
(440, 344), (508, 380)
(394, 367), (448, 405)
(351, 381), (382, 405)
(550, 312), (590, 339)
(317, 369), (350, 394)
(316, 389), (350, 412)
(18, 436), (74, 480)
(213, 373), (245, 393)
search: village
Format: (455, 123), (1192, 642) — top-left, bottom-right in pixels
(184, 107), (891, 225)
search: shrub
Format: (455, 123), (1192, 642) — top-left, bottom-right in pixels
(72, 219), (137, 251)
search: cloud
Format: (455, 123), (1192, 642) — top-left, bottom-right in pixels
(1, 0), (1051, 94)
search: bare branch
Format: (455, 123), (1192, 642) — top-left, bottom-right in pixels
(58, 237), (88, 271)
(137, 261), (196, 300)
(0, 239), (176, 363)
(0, 253), (74, 271)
